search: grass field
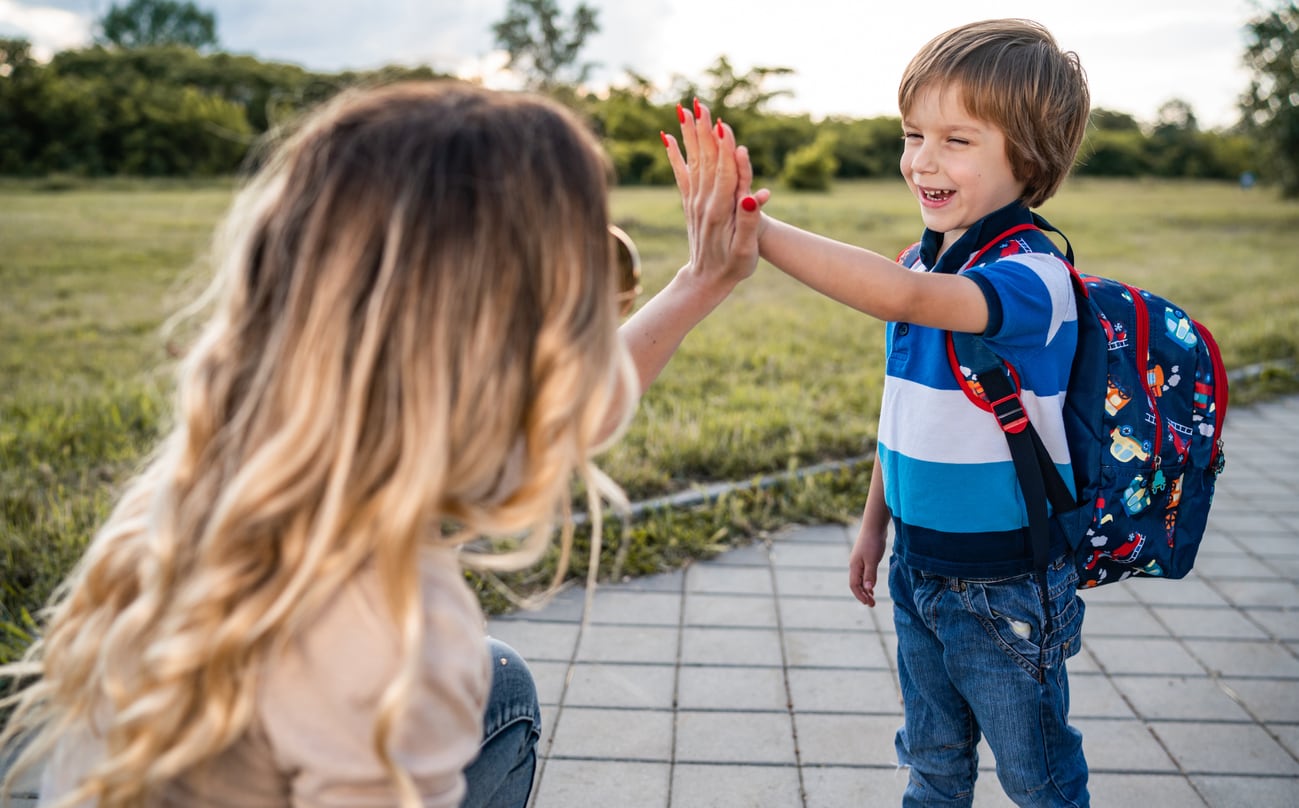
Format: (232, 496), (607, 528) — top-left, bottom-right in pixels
(3, 177), (1298, 656)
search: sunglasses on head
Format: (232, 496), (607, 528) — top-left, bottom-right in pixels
(609, 225), (641, 318)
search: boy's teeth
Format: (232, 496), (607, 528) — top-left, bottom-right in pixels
(923, 189), (954, 200)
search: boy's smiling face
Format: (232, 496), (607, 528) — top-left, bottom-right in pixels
(900, 84), (1027, 255)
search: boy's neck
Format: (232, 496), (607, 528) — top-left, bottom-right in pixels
(920, 200), (1031, 272)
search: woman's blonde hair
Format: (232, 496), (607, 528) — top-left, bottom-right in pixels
(1, 81), (637, 806)
(898, 18), (1090, 208)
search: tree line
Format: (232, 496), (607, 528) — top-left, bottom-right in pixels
(0, 0), (1294, 194)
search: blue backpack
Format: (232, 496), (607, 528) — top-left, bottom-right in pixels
(900, 215), (1229, 588)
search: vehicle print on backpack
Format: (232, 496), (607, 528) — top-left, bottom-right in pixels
(1166, 474), (1183, 509)
(1193, 368), (1216, 436)
(1166, 420), (1192, 461)
(1100, 311), (1129, 351)
(1122, 474), (1152, 516)
(1084, 530), (1147, 571)
(1140, 558), (1166, 577)
(1164, 306), (1198, 349)
(1109, 425), (1151, 463)
(1105, 380), (1131, 416)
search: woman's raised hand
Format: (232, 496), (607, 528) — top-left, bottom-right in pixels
(662, 99), (770, 293)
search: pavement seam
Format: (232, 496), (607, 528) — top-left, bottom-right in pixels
(766, 538), (810, 808)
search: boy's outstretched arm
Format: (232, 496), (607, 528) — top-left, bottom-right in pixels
(758, 216), (991, 334)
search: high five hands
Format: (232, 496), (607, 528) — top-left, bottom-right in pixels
(661, 99), (771, 292)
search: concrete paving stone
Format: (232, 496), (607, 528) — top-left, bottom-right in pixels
(1109, 675), (1253, 722)
(795, 713), (901, 766)
(1085, 773), (1204, 807)
(673, 711), (795, 764)
(1083, 637), (1206, 676)
(1192, 554), (1285, 578)
(801, 765), (910, 808)
(491, 584), (586, 623)
(1068, 672), (1138, 720)
(1073, 718), (1178, 772)
(771, 523), (851, 544)
(532, 759), (669, 808)
(1267, 558), (1299, 579)
(1271, 723), (1299, 758)
(1151, 721), (1299, 776)
(703, 541), (769, 567)
(484, 620), (581, 664)
(1077, 583), (1141, 605)
(787, 667), (902, 715)
(769, 541), (850, 569)
(1151, 605), (1271, 640)
(1080, 603), (1171, 638)
(614, 567), (685, 592)
(670, 763), (802, 807)
(686, 564), (773, 596)
(679, 626), (784, 667)
(538, 703), (558, 750)
(1130, 578), (1232, 608)
(1182, 638), (1299, 678)
(1243, 607), (1299, 641)
(1191, 774), (1299, 808)
(682, 593), (779, 629)
(773, 567), (847, 598)
(585, 589), (682, 626)
(1219, 677), (1299, 722)
(1242, 535), (1299, 558)
(1212, 579), (1299, 609)
(675, 665), (789, 712)
(527, 659), (571, 706)
(563, 662), (676, 709)
(782, 628), (892, 670)
(778, 595), (876, 631)
(546, 707), (673, 761)
(575, 624), (680, 664)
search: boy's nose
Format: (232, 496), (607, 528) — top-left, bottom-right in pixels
(909, 142), (938, 174)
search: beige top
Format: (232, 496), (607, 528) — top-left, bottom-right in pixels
(40, 549), (491, 807)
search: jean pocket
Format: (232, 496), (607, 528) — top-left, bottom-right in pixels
(967, 569), (1083, 680)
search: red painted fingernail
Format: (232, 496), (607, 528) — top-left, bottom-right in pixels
(693, 97), (701, 118)
(716, 118), (724, 138)
(676, 103), (686, 123)
(741, 196), (758, 212)
(660, 130), (670, 148)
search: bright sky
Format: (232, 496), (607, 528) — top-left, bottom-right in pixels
(1, 0), (1258, 128)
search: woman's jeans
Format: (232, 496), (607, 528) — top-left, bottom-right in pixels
(889, 553), (1089, 807)
(461, 638), (540, 808)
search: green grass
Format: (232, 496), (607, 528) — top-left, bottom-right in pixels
(3, 177), (1298, 660)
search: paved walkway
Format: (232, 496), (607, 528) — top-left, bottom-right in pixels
(4, 397), (1298, 806)
(490, 395), (1299, 808)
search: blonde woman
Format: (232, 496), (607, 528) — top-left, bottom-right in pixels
(0, 83), (760, 807)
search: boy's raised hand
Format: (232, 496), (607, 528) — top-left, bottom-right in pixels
(662, 99), (770, 293)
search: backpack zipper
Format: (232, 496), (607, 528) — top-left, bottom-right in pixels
(1125, 283), (1164, 464)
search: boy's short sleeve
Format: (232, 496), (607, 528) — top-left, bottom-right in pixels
(963, 252), (1074, 359)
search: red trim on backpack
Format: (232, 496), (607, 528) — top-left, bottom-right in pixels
(1194, 320), (1230, 469)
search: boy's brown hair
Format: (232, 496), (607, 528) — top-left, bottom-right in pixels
(898, 18), (1090, 208)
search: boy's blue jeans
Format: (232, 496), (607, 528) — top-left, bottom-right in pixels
(888, 553), (1089, 807)
(461, 638), (540, 808)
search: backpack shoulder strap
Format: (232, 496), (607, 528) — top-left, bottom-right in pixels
(949, 219), (1078, 574)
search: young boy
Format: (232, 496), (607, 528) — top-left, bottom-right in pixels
(668, 17), (1092, 808)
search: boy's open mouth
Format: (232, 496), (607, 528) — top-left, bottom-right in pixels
(921, 188), (955, 202)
